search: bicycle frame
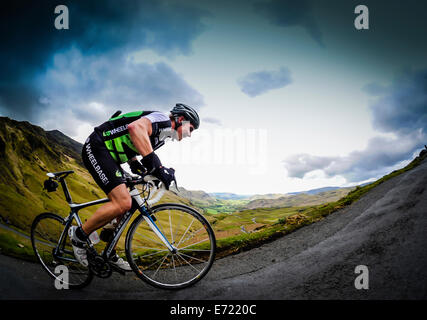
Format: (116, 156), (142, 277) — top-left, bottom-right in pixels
(54, 176), (174, 264)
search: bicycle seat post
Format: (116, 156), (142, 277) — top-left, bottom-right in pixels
(59, 177), (73, 204)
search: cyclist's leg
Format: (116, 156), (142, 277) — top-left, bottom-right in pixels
(82, 184), (133, 270)
(79, 131), (130, 237)
(82, 184), (131, 235)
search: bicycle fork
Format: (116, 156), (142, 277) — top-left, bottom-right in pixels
(130, 188), (176, 253)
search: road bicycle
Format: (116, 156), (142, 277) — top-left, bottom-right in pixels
(31, 170), (216, 290)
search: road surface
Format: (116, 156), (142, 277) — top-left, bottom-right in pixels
(1, 158), (426, 299)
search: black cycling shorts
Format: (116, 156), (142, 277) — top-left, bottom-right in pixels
(81, 131), (126, 195)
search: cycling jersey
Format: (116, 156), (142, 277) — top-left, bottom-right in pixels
(82, 110), (172, 194)
(94, 111), (172, 164)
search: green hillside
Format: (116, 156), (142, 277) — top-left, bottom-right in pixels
(0, 117), (104, 231)
(243, 187), (355, 209)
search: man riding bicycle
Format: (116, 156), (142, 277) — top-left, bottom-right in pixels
(69, 103), (200, 270)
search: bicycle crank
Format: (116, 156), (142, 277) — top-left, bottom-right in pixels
(87, 249), (112, 278)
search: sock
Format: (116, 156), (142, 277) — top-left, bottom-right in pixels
(109, 249), (118, 261)
(75, 226), (89, 242)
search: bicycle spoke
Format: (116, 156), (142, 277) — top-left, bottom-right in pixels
(175, 252), (201, 273)
(142, 252), (169, 270)
(137, 249), (169, 259)
(152, 254), (169, 279)
(132, 245), (167, 251)
(180, 227), (205, 245)
(128, 205), (215, 289)
(177, 251), (208, 264)
(173, 210), (184, 245)
(171, 254), (178, 282)
(135, 231), (165, 247)
(178, 238), (210, 250)
(169, 209), (173, 244)
(176, 218), (195, 247)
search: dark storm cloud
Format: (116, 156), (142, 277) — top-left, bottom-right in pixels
(0, 0), (209, 122)
(254, 0), (324, 47)
(35, 49), (204, 134)
(368, 69), (427, 136)
(283, 68), (427, 182)
(237, 67), (292, 97)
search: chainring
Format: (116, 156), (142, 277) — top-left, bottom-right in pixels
(88, 251), (112, 278)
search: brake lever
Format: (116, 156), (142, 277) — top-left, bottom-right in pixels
(168, 178), (180, 195)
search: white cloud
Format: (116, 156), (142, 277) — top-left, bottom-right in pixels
(283, 68), (427, 183)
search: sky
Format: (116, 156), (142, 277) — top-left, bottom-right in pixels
(1, 0), (426, 194)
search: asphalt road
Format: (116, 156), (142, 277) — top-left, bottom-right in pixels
(1, 158), (427, 300)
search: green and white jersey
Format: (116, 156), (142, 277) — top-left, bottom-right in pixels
(94, 111), (172, 164)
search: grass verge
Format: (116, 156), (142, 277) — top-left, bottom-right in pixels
(0, 227), (36, 262)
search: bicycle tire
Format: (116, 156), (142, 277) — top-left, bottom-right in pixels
(31, 212), (93, 289)
(125, 203), (216, 290)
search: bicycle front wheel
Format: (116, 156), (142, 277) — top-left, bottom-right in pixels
(126, 203), (216, 289)
(31, 213), (93, 289)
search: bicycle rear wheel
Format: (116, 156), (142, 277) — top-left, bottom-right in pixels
(126, 203), (216, 289)
(31, 213), (93, 289)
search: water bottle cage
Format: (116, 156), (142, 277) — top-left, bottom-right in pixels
(99, 228), (114, 242)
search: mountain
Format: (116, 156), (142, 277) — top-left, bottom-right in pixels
(177, 187), (217, 205)
(209, 193), (252, 200)
(0, 117), (106, 231)
(248, 193), (286, 201)
(287, 186), (341, 195)
(45, 129), (83, 164)
(205, 187), (355, 210)
(210, 187), (350, 202)
(243, 187), (355, 210)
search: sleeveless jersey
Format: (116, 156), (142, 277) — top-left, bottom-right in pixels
(94, 111), (171, 164)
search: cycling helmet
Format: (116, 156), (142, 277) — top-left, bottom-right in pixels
(170, 103), (200, 129)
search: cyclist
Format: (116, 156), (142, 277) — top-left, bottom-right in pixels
(69, 103), (200, 270)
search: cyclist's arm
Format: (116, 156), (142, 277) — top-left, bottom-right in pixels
(128, 118), (153, 157)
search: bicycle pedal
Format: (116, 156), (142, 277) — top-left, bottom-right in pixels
(108, 262), (126, 275)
